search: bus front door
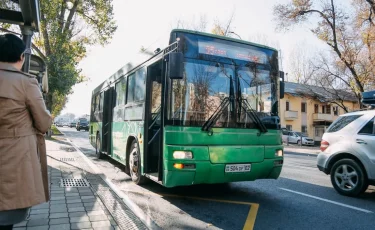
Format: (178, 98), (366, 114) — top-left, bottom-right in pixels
(144, 62), (163, 179)
(102, 87), (115, 154)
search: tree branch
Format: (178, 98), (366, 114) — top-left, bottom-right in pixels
(300, 9), (334, 31)
(40, 11), (52, 56)
(224, 11), (235, 36)
(63, 0), (79, 34)
(58, 0), (67, 34)
(365, 0), (375, 13)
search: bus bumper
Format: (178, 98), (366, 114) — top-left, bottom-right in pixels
(162, 159), (283, 188)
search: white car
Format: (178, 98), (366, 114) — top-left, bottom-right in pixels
(317, 109), (375, 196)
(282, 130), (314, 146)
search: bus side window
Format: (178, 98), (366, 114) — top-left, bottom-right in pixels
(95, 95), (100, 112)
(127, 73), (135, 103)
(99, 92), (104, 112)
(116, 78), (126, 106)
(135, 67), (146, 102)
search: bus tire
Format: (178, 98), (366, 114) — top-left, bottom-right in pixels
(128, 140), (147, 185)
(95, 135), (103, 159)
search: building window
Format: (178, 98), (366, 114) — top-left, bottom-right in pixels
(301, 126), (307, 134)
(334, 106), (339, 116)
(286, 125), (292, 131)
(301, 102), (306, 113)
(314, 104), (319, 113)
(321, 105), (331, 114)
(286, 101), (290, 111)
(326, 105), (331, 114)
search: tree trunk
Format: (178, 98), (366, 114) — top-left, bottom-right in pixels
(45, 92), (53, 112)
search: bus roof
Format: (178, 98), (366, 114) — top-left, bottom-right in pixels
(92, 29), (279, 95)
(171, 29), (279, 52)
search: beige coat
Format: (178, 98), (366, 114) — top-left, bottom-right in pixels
(0, 63), (52, 211)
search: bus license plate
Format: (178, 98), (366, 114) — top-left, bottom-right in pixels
(225, 164), (251, 173)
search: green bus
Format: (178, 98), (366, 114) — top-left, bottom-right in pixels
(89, 29), (285, 187)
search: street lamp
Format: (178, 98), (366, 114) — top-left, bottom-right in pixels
(228, 31), (242, 39)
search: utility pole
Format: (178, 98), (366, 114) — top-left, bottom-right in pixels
(21, 26), (34, 73)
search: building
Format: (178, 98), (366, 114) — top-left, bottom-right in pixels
(280, 82), (360, 144)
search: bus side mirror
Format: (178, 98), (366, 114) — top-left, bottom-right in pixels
(167, 52), (184, 79)
(279, 71), (285, 99)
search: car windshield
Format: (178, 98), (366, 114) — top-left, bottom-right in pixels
(296, 132), (307, 137)
(79, 119), (88, 124)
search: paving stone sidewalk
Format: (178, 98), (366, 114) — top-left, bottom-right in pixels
(13, 137), (148, 230)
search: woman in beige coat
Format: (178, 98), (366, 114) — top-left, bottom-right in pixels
(0, 34), (52, 230)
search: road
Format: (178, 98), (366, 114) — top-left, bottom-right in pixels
(58, 127), (375, 230)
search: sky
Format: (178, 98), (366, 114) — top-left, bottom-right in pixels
(60, 0), (330, 117)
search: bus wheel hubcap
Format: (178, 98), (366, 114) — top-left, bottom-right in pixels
(129, 147), (139, 179)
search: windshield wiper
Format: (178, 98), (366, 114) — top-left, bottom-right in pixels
(236, 70), (268, 133)
(201, 97), (230, 131)
(241, 99), (268, 133)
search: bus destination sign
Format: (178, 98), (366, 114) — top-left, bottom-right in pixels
(198, 40), (268, 64)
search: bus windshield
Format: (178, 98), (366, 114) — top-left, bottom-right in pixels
(168, 59), (278, 129)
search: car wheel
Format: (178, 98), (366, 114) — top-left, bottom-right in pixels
(330, 159), (368, 197)
(128, 140), (147, 185)
(95, 135), (103, 159)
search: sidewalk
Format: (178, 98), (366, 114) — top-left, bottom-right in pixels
(13, 136), (148, 230)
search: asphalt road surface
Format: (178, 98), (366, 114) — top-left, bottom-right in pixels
(58, 127), (375, 230)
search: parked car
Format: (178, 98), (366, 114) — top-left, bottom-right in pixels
(282, 130), (314, 146)
(76, 118), (89, 131)
(317, 109), (375, 196)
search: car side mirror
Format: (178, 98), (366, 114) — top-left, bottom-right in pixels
(167, 52), (184, 79)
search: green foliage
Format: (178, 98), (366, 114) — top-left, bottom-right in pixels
(51, 125), (63, 135)
(36, 0), (117, 116)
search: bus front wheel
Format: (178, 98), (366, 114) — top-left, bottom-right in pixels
(128, 140), (146, 185)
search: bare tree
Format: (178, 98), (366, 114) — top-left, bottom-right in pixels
(288, 42), (317, 84)
(211, 11), (236, 36)
(298, 52), (359, 112)
(248, 33), (281, 49)
(273, 0), (374, 107)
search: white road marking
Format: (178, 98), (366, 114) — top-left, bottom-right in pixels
(279, 187), (373, 214)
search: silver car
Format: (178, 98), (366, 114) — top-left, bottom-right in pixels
(282, 131), (314, 146)
(317, 110), (375, 196)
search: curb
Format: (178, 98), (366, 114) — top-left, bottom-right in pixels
(65, 137), (161, 230)
(284, 151), (319, 157)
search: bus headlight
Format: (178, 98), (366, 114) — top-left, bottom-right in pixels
(275, 149), (283, 157)
(173, 151), (193, 159)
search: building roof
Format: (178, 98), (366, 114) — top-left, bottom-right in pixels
(285, 82), (358, 103)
